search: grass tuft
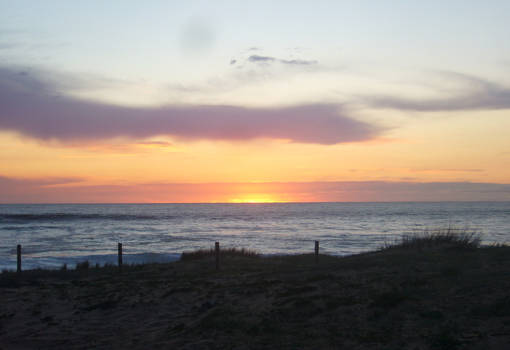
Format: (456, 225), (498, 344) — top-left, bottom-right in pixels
(75, 260), (89, 270)
(384, 227), (481, 250)
(180, 247), (259, 261)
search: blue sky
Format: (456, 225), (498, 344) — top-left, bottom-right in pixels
(2, 1), (509, 85)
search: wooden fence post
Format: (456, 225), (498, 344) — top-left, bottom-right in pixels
(118, 242), (123, 271)
(215, 242), (220, 270)
(315, 241), (319, 263)
(17, 244), (21, 273)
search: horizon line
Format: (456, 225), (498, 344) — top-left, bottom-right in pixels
(2, 200), (510, 205)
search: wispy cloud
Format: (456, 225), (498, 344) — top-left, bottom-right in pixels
(55, 140), (178, 155)
(0, 175), (82, 187)
(136, 140), (174, 147)
(0, 66), (381, 145)
(367, 71), (510, 111)
(248, 55), (275, 63)
(248, 55), (317, 65)
(409, 168), (484, 173)
(279, 59), (318, 65)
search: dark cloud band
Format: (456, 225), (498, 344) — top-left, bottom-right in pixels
(0, 67), (380, 144)
(1, 176), (509, 203)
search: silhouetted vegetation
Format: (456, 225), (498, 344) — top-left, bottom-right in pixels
(1, 230), (509, 349)
(75, 260), (90, 270)
(180, 247), (259, 261)
(383, 227), (481, 250)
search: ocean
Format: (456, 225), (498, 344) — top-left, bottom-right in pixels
(1, 202), (509, 270)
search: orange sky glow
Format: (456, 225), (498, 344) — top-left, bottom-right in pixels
(1, 2), (510, 203)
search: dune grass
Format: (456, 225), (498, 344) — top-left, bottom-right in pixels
(75, 260), (90, 270)
(180, 247), (259, 261)
(383, 226), (481, 251)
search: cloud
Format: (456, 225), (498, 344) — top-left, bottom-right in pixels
(248, 55), (276, 63)
(0, 175), (84, 203)
(367, 72), (510, 111)
(0, 67), (380, 144)
(64, 140), (177, 154)
(0, 175), (82, 187)
(1, 176), (509, 203)
(409, 168), (484, 173)
(136, 140), (174, 147)
(248, 55), (318, 66)
(280, 59), (318, 65)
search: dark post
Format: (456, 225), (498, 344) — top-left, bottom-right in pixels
(118, 243), (123, 271)
(17, 244), (21, 273)
(315, 241), (319, 263)
(215, 242), (220, 270)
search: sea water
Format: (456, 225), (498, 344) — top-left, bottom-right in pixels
(1, 202), (509, 270)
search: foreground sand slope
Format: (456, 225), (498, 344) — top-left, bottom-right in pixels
(1, 245), (510, 349)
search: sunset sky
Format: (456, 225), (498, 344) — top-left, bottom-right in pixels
(1, 1), (510, 202)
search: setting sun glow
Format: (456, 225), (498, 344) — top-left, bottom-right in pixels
(229, 194), (286, 204)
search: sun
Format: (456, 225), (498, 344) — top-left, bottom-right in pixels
(229, 194), (286, 203)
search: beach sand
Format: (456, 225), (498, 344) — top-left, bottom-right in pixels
(1, 244), (510, 349)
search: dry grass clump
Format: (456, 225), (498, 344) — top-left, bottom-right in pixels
(180, 247), (259, 261)
(385, 227), (481, 250)
(75, 260), (90, 270)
